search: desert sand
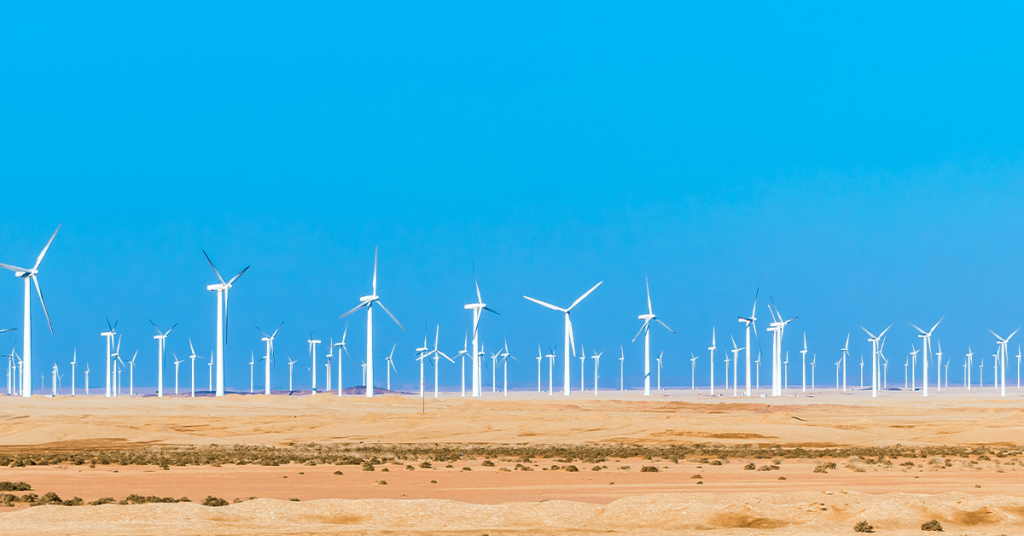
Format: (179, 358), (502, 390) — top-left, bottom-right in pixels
(3, 388), (1024, 534)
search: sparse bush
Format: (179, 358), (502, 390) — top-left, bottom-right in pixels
(921, 519), (943, 531)
(481, 460), (495, 467)
(201, 496), (229, 507)
(430, 480), (437, 483)
(854, 520), (874, 532)
(744, 463), (756, 470)
(334, 470), (343, 475)
(757, 465), (772, 471)
(361, 461), (375, 471)
(563, 465), (579, 472)
(380, 467), (389, 472)
(461, 467), (471, 471)
(591, 466), (602, 471)
(0, 482), (31, 492)
(290, 498), (300, 501)
(375, 480), (387, 485)
(710, 460), (722, 466)
(640, 466), (659, 473)
(89, 497), (115, 506)
(419, 462), (432, 469)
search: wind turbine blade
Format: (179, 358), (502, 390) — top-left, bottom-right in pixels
(632, 320), (650, 343)
(731, 334), (738, 350)
(568, 316), (576, 356)
(32, 276), (54, 334)
(654, 318), (675, 334)
(224, 288), (230, 343)
(256, 326), (270, 338)
(202, 249), (226, 284)
(189, 338), (196, 357)
(342, 322), (348, 343)
(227, 265), (250, 286)
(878, 324), (892, 339)
(0, 263), (32, 274)
(645, 277), (653, 315)
(483, 306), (500, 315)
(475, 277), (482, 304)
(929, 316), (944, 334)
(523, 296), (564, 312)
(375, 301), (405, 331)
(1007, 328), (1020, 342)
(372, 246), (378, 296)
(166, 323), (177, 336)
(908, 322), (926, 335)
(340, 302), (369, 319)
(33, 224), (60, 271)
(149, 319), (162, 335)
(860, 326), (876, 339)
(568, 281), (603, 311)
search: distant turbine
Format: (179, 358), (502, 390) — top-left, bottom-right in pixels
(619, 346), (625, 391)
(256, 322), (283, 395)
(287, 356), (297, 391)
(333, 324), (351, 396)
(127, 350), (137, 396)
(689, 352), (698, 391)
(429, 326), (453, 398)
(499, 340), (517, 396)
(965, 346), (973, 390)
(340, 247), (404, 398)
(525, 281), (603, 396)
(810, 353), (816, 389)
(766, 298), (796, 397)
(464, 273), (499, 398)
(909, 317), (943, 397)
(591, 349), (602, 395)
(172, 353), (183, 395)
(535, 345), (544, 393)
(453, 333), (469, 397)
(188, 339), (202, 397)
(708, 328), (716, 395)
(730, 336), (742, 396)
(737, 290), (760, 397)
(101, 317), (117, 398)
(150, 320), (177, 398)
(989, 328), (1019, 398)
(861, 325), (891, 398)
(800, 333), (808, 393)
(307, 335), (321, 394)
(0, 224), (59, 397)
(202, 250), (250, 397)
(840, 333), (850, 392)
(69, 348), (76, 397)
(630, 278), (672, 397)
(383, 343), (397, 391)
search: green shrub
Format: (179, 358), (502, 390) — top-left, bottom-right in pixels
(201, 496), (229, 507)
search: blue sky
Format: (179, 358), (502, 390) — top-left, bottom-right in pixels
(2, 2), (1023, 393)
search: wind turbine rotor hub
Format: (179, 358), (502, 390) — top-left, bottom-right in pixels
(359, 295), (377, 302)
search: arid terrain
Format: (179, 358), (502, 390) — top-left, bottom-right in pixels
(3, 388), (1024, 534)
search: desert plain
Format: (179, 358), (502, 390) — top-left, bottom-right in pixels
(2, 388), (1024, 534)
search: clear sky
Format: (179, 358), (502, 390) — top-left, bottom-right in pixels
(2, 2), (1023, 393)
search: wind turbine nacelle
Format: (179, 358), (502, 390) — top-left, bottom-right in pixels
(639, 314), (654, 320)
(207, 284), (227, 291)
(360, 295), (377, 303)
(465, 303), (483, 310)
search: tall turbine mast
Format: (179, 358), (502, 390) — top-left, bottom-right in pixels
(525, 281), (603, 396)
(202, 250), (250, 397)
(629, 278), (673, 397)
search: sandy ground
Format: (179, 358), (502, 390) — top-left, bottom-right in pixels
(3, 388), (1024, 533)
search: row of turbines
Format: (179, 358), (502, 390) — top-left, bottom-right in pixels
(3, 226), (1022, 399)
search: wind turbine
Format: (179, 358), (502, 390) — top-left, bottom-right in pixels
(202, 250), (249, 398)
(737, 290), (760, 397)
(51, 362), (57, 396)
(340, 247), (405, 398)
(127, 350), (137, 396)
(172, 353), (183, 395)
(499, 341), (517, 396)
(839, 333), (850, 392)
(689, 353), (698, 390)
(536, 344), (544, 392)
(909, 317), (943, 397)
(989, 328), (1019, 398)
(207, 352), (214, 392)
(619, 346), (625, 391)
(708, 328), (716, 395)
(629, 278), (672, 397)
(188, 339), (202, 397)
(0, 224), (59, 397)
(248, 351), (255, 394)
(591, 349), (602, 395)
(69, 348), (76, 397)
(656, 351), (664, 391)
(110, 335), (122, 397)
(84, 362), (89, 395)
(257, 322), (282, 395)
(525, 281), (603, 397)
(464, 274), (499, 398)
(1018, 345), (1022, 390)
(383, 344), (397, 391)
(834, 359), (841, 389)
(861, 325), (891, 398)
(415, 334), (428, 398)
(287, 357), (297, 391)
(766, 299), (796, 397)
(965, 346), (973, 390)
(935, 341), (944, 391)
(811, 353), (816, 389)
(150, 320), (177, 398)
(730, 336), (742, 396)
(429, 326), (453, 398)
(723, 351), (730, 392)
(307, 335), (321, 394)
(800, 333), (808, 393)
(979, 356), (985, 388)
(101, 318), (117, 398)
(783, 351), (789, 391)
(545, 346), (556, 395)
(755, 351), (762, 390)
(334, 324), (351, 396)
(905, 352), (911, 389)
(578, 345), (586, 392)
(452, 333), (469, 397)
(324, 341), (333, 393)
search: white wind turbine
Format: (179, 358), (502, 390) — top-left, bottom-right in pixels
(307, 335), (321, 394)
(414, 333), (429, 398)
(628, 278), (672, 397)
(737, 290), (760, 397)
(811, 353), (816, 389)
(188, 339), (202, 397)
(783, 351), (789, 391)
(84, 362), (89, 395)
(452, 333), (469, 397)
(101, 318), (117, 398)
(708, 328), (716, 395)
(656, 351), (664, 391)
(256, 323), (282, 395)
(1018, 345), (1022, 390)
(839, 333), (850, 392)
(689, 353), (698, 390)
(172, 353), (183, 395)
(110, 335), (122, 397)
(0, 225), (59, 398)
(944, 359), (949, 389)
(965, 346), (973, 390)
(202, 250), (249, 397)
(340, 247), (405, 398)
(361, 360), (367, 386)
(591, 349), (602, 395)
(935, 341), (944, 391)
(51, 362), (57, 396)
(69, 348), (76, 397)
(207, 352), (214, 392)
(248, 351), (255, 394)
(150, 321), (177, 398)
(979, 356), (985, 388)
(545, 346), (556, 395)
(465, 274), (499, 398)
(324, 341), (332, 393)
(993, 352), (998, 391)
(525, 281), (603, 397)
(724, 351), (730, 392)
(766, 299), (796, 397)
(536, 344), (544, 392)
(287, 357), (297, 391)
(429, 326), (453, 398)
(862, 325), (894, 398)
(730, 336), (742, 396)
(499, 341), (517, 396)
(909, 317), (942, 397)
(989, 328), (1019, 398)
(492, 347), (502, 393)
(578, 345), (586, 392)
(383, 343), (397, 391)
(834, 359), (841, 389)
(800, 333), (808, 393)
(333, 325), (351, 396)
(619, 346), (625, 391)
(127, 350), (137, 396)
(755, 351), (762, 390)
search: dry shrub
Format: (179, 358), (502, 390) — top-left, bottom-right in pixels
(921, 519), (943, 531)
(854, 520), (873, 532)
(744, 463), (756, 470)
(640, 466), (658, 473)
(201, 496), (229, 507)
(481, 460), (495, 467)
(0, 482), (31, 492)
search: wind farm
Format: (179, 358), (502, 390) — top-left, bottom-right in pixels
(4, 2), (1024, 534)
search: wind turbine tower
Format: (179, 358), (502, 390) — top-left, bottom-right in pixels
(150, 320), (176, 397)
(340, 247), (404, 397)
(628, 278), (672, 397)
(257, 323), (282, 395)
(737, 291), (759, 397)
(464, 275), (499, 398)
(909, 318), (942, 397)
